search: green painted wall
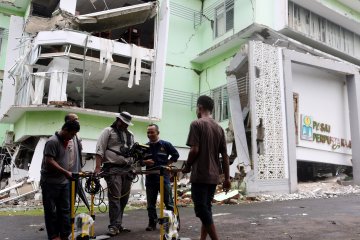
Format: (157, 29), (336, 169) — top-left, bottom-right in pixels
(234, 0), (256, 32)
(255, 0), (278, 27)
(159, 66), (199, 147)
(0, 123), (12, 145)
(199, 57), (233, 93)
(167, 0), (202, 69)
(13, 111), (150, 144)
(194, 0), (255, 57)
(158, 0), (248, 147)
(160, 0), (202, 147)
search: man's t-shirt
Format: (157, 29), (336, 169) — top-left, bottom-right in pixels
(96, 127), (134, 165)
(186, 117), (227, 184)
(41, 132), (75, 184)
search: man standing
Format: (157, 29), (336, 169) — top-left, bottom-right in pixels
(64, 113), (82, 174)
(41, 120), (80, 240)
(143, 124), (179, 231)
(64, 113), (90, 210)
(182, 95), (231, 240)
(95, 111), (134, 236)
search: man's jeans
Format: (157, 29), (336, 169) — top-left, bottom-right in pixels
(41, 182), (71, 240)
(146, 183), (174, 223)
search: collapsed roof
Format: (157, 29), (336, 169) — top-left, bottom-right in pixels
(25, 0), (157, 34)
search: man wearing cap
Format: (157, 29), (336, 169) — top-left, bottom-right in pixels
(95, 111), (135, 236)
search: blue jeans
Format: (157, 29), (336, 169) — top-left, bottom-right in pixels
(41, 182), (71, 240)
(146, 183), (174, 222)
(191, 183), (217, 226)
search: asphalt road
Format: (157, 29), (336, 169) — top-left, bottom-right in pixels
(1, 194), (360, 240)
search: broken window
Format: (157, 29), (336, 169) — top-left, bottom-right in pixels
(214, 0), (234, 38)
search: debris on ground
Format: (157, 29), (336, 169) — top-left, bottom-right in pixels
(256, 175), (360, 202)
(1, 174), (359, 209)
(213, 190), (240, 202)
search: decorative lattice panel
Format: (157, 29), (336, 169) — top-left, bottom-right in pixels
(252, 41), (286, 180)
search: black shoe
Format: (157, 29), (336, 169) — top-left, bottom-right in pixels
(118, 226), (131, 233)
(145, 221), (157, 231)
(107, 226), (119, 236)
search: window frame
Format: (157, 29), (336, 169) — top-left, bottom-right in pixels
(211, 85), (230, 122)
(0, 29), (3, 58)
(214, 0), (234, 38)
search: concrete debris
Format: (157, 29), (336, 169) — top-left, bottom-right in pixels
(213, 190), (240, 202)
(256, 180), (360, 202)
(25, 10), (77, 34)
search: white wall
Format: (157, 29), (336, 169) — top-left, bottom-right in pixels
(292, 63), (352, 166)
(0, 16), (24, 118)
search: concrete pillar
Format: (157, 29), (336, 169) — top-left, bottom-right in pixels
(226, 74), (251, 172)
(283, 58), (297, 193)
(347, 73), (360, 185)
(28, 137), (48, 182)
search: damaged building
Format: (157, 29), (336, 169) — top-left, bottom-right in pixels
(1, 0), (360, 203)
(0, 0), (170, 203)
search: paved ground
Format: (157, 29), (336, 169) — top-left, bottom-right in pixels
(1, 194), (360, 240)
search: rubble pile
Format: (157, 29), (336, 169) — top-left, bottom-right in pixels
(257, 177), (360, 202)
(127, 192), (147, 209)
(176, 178), (193, 206)
(2, 175), (360, 209)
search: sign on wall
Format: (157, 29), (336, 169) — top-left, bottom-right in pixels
(300, 114), (351, 150)
(300, 115), (313, 141)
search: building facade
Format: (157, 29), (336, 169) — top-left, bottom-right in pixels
(0, 0), (360, 196)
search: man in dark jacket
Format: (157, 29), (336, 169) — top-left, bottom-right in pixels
(143, 124), (179, 231)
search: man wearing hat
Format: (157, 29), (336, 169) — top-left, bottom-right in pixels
(95, 111), (135, 236)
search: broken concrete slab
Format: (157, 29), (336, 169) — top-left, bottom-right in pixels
(214, 190), (239, 202)
(76, 2), (157, 32)
(25, 10), (77, 34)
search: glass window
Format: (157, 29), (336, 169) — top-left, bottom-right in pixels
(214, 0), (234, 38)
